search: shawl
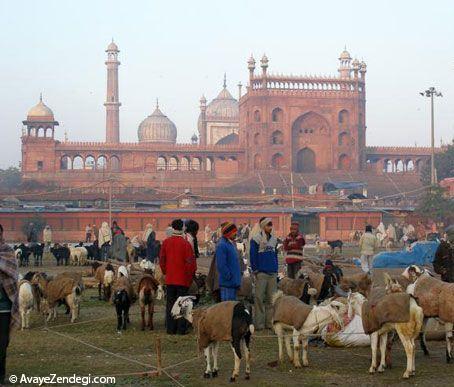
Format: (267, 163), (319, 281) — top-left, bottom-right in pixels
(142, 224), (154, 242)
(0, 243), (19, 330)
(252, 230), (278, 253)
(99, 222), (112, 245)
(43, 227), (52, 243)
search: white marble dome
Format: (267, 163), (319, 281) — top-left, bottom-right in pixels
(138, 105), (177, 144)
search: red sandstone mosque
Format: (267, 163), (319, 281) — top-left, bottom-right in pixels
(20, 42), (433, 198)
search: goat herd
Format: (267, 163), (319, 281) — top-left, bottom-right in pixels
(14, 241), (454, 383)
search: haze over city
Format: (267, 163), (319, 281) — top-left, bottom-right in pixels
(0, 0), (453, 168)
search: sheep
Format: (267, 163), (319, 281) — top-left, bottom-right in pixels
(32, 273), (82, 323)
(172, 297), (254, 382)
(339, 272), (372, 297)
(349, 273), (424, 379)
(272, 291), (345, 368)
(403, 265), (454, 363)
(18, 280), (35, 329)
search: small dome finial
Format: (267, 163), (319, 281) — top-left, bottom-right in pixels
(156, 98), (159, 109)
(223, 73), (227, 89)
(39, 92), (42, 102)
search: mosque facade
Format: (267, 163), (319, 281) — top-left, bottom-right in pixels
(20, 42), (433, 196)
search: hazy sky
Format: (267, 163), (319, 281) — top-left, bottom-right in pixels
(0, 0), (453, 168)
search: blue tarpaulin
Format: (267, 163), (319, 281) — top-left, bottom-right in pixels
(371, 241), (440, 269)
(323, 181), (366, 192)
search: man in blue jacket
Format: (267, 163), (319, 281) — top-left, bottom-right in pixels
(216, 222), (241, 301)
(250, 217), (278, 330)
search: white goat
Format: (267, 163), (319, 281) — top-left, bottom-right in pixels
(19, 281), (34, 329)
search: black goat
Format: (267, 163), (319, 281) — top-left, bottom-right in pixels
(51, 244), (70, 266)
(113, 289), (130, 332)
(327, 239), (343, 253)
(15, 244), (31, 267)
(30, 243), (44, 266)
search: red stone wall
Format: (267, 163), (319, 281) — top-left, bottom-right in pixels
(319, 212), (382, 241)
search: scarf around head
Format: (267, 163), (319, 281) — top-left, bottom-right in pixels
(252, 230), (278, 253)
(0, 243), (19, 330)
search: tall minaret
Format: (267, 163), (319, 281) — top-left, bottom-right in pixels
(104, 40), (121, 143)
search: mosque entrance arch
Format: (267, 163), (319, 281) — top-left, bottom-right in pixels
(295, 148), (315, 173)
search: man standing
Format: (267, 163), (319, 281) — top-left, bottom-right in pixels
(283, 222), (305, 278)
(160, 219), (196, 335)
(85, 224), (92, 243)
(359, 225), (379, 273)
(216, 222), (241, 301)
(0, 224), (19, 385)
(250, 217), (278, 330)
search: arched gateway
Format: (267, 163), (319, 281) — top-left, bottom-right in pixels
(295, 148), (316, 172)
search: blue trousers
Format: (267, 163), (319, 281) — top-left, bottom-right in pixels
(220, 287), (237, 301)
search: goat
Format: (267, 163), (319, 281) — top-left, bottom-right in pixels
(32, 273), (82, 323)
(349, 273), (424, 379)
(272, 291), (344, 368)
(327, 240), (343, 254)
(172, 297), (254, 381)
(94, 263), (115, 301)
(138, 273), (159, 330)
(278, 276), (317, 304)
(18, 280), (35, 329)
(29, 243), (44, 266)
(50, 244), (70, 266)
(69, 245), (88, 266)
(403, 265), (454, 363)
(15, 244), (31, 267)
(112, 275), (135, 332)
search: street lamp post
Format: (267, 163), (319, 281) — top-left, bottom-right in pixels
(420, 87), (442, 185)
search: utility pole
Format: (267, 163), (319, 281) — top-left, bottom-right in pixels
(420, 87), (442, 185)
(290, 171), (295, 208)
(108, 177), (113, 226)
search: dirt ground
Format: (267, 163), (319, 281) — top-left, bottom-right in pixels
(7, 247), (454, 386)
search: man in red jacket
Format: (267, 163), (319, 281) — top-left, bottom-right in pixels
(283, 222), (305, 279)
(160, 219), (196, 335)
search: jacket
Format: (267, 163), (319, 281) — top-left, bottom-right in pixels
(283, 233), (305, 264)
(250, 238), (278, 274)
(216, 237), (241, 288)
(359, 232), (379, 256)
(159, 234), (196, 287)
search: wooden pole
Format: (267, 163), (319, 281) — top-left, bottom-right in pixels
(155, 336), (162, 376)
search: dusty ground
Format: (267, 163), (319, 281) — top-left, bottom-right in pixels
(7, 247), (454, 386)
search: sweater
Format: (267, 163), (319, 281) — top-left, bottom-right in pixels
(359, 232), (379, 256)
(159, 234), (196, 287)
(283, 233), (305, 264)
(216, 237), (241, 289)
(250, 238), (278, 274)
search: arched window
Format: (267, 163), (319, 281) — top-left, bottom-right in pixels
(271, 153), (284, 169)
(338, 132), (349, 146)
(60, 155), (71, 170)
(180, 157), (190, 171)
(110, 156), (120, 171)
(254, 110), (261, 122)
(338, 109), (349, 130)
(271, 108), (283, 122)
(206, 157), (213, 171)
(383, 159), (393, 173)
(37, 127), (44, 137)
(97, 155), (107, 170)
(191, 157), (201, 171)
(396, 159), (404, 172)
(85, 155), (95, 170)
(338, 154), (351, 170)
(72, 155), (84, 170)
(157, 156), (167, 171)
(407, 160), (415, 171)
(169, 157), (178, 171)
(253, 133), (260, 146)
(271, 130), (283, 145)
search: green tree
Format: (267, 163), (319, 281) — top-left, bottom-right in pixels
(21, 215), (47, 240)
(421, 140), (454, 185)
(416, 185), (454, 222)
(0, 166), (22, 193)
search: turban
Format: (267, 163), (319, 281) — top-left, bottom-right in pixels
(260, 217), (273, 229)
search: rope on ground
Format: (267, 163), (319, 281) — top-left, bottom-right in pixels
(44, 327), (186, 387)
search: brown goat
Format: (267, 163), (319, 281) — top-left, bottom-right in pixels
(137, 273), (159, 330)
